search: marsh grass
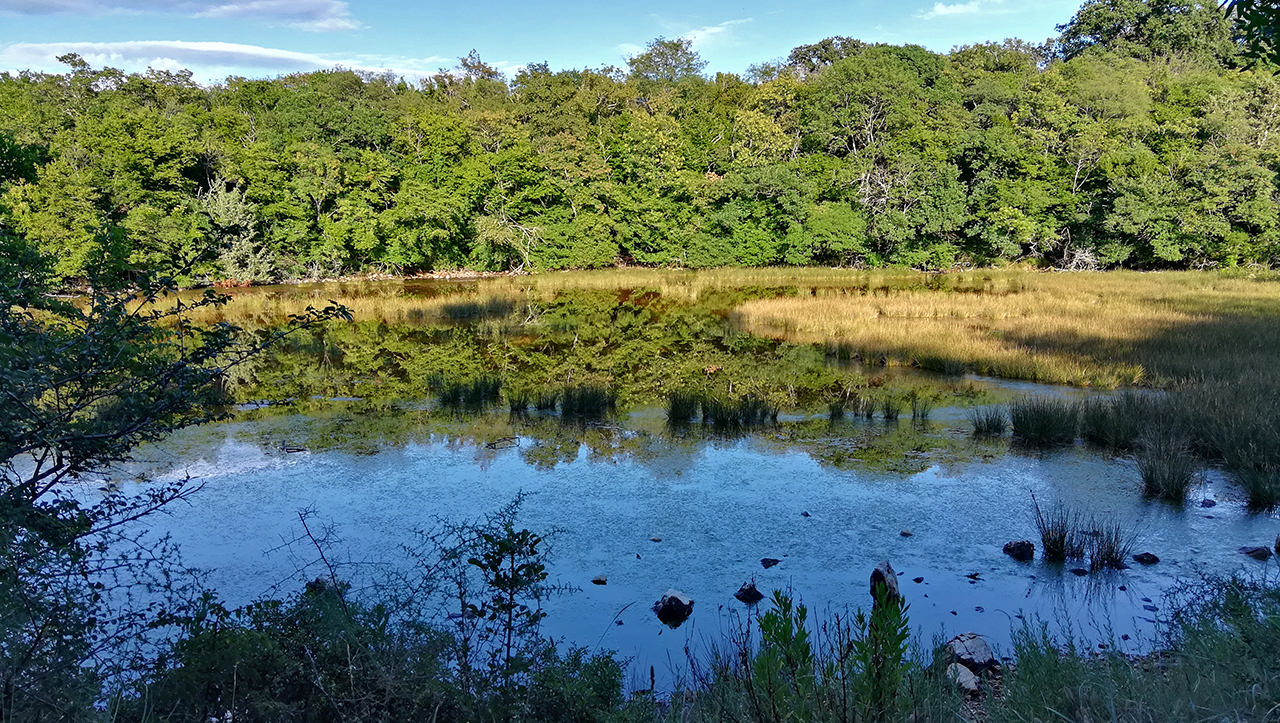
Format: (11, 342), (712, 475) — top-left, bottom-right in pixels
(1033, 497), (1086, 563)
(700, 396), (777, 432)
(1010, 396), (1078, 446)
(559, 386), (615, 417)
(667, 391), (703, 424)
(1080, 391), (1151, 451)
(827, 402), (845, 421)
(909, 391), (934, 420)
(1137, 434), (1197, 503)
(441, 297), (515, 320)
(1086, 517), (1136, 571)
(533, 392), (559, 412)
(967, 406), (1008, 436)
(992, 576), (1280, 723)
(435, 377), (502, 410)
(880, 397), (902, 422)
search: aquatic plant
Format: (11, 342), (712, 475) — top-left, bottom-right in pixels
(1033, 496), (1085, 563)
(827, 402), (845, 421)
(437, 377), (503, 410)
(1010, 396), (1078, 446)
(909, 391), (934, 420)
(1079, 392), (1151, 451)
(1086, 517), (1136, 572)
(667, 390), (703, 424)
(701, 396), (777, 432)
(967, 406), (1008, 436)
(1137, 433), (1196, 503)
(880, 397), (902, 422)
(559, 385), (615, 417)
(533, 392), (559, 412)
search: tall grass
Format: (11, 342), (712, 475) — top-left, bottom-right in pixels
(559, 386), (615, 417)
(667, 391), (703, 424)
(1086, 517), (1136, 572)
(1032, 497), (1086, 563)
(1010, 396), (1078, 446)
(1080, 391), (1151, 451)
(700, 396), (777, 432)
(1137, 434), (1196, 503)
(967, 406), (1007, 436)
(435, 377), (502, 411)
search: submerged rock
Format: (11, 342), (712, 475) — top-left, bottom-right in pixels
(948, 632), (996, 673)
(1002, 540), (1035, 561)
(946, 663), (981, 694)
(591, 575), (607, 585)
(734, 581), (765, 604)
(653, 589), (694, 628)
(1069, 568), (1089, 576)
(1133, 552), (1160, 565)
(761, 557), (781, 569)
(870, 560), (901, 604)
(1200, 499), (1217, 508)
(1240, 546), (1273, 561)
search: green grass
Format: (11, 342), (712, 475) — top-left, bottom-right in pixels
(1033, 497), (1086, 563)
(1137, 433), (1196, 503)
(967, 406), (1008, 436)
(1010, 396), (1078, 446)
(559, 386), (615, 417)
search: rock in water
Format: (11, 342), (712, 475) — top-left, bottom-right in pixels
(1132, 552), (1160, 565)
(591, 575), (607, 585)
(1200, 499), (1217, 508)
(1275, 534), (1279, 557)
(947, 663), (981, 694)
(653, 589), (694, 628)
(900, 530), (913, 537)
(760, 558), (781, 569)
(1239, 546), (1273, 561)
(1002, 540), (1035, 561)
(948, 632), (996, 673)
(734, 581), (765, 604)
(870, 560), (901, 604)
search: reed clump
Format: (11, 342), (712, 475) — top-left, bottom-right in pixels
(667, 390), (704, 424)
(435, 377), (502, 411)
(700, 395), (777, 432)
(1080, 391), (1151, 451)
(1137, 434), (1197, 503)
(1010, 396), (1078, 446)
(909, 391), (934, 420)
(967, 406), (1008, 437)
(1033, 498), (1086, 563)
(559, 386), (615, 417)
(1086, 517), (1136, 572)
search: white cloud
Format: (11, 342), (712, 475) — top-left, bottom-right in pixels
(0, 40), (450, 84)
(916, 0), (1006, 20)
(682, 18), (753, 50)
(0, 0), (361, 31)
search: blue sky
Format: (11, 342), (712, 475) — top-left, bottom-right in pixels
(0, 0), (1085, 85)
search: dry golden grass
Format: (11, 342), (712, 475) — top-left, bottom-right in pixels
(157, 267), (1280, 388)
(733, 270), (1280, 387)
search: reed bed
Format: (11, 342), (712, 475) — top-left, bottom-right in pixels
(559, 386), (616, 417)
(733, 270), (1280, 388)
(967, 406), (1008, 436)
(1033, 498), (1087, 563)
(1010, 396), (1079, 446)
(1137, 434), (1197, 502)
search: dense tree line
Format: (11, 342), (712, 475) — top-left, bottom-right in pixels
(0, 0), (1278, 283)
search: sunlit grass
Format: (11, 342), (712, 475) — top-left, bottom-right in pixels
(731, 269), (1280, 388)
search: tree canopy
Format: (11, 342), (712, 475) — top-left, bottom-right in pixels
(0, 0), (1277, 283)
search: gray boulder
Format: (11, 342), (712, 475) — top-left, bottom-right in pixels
(946, 663), (981, 694)
(948, 632), (996, 673)
(1133, 552), (1160, 565)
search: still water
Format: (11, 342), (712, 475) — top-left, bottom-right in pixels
(126, 400), (1278, 687)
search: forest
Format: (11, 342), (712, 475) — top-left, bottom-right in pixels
(1, 0), (1278, 284)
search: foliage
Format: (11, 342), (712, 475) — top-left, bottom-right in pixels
(2, 7), (1279, 282)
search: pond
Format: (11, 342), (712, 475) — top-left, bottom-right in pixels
(116, 275), (1280, 687)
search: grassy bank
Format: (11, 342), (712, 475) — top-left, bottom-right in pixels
(733, 269), (1280, 387)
